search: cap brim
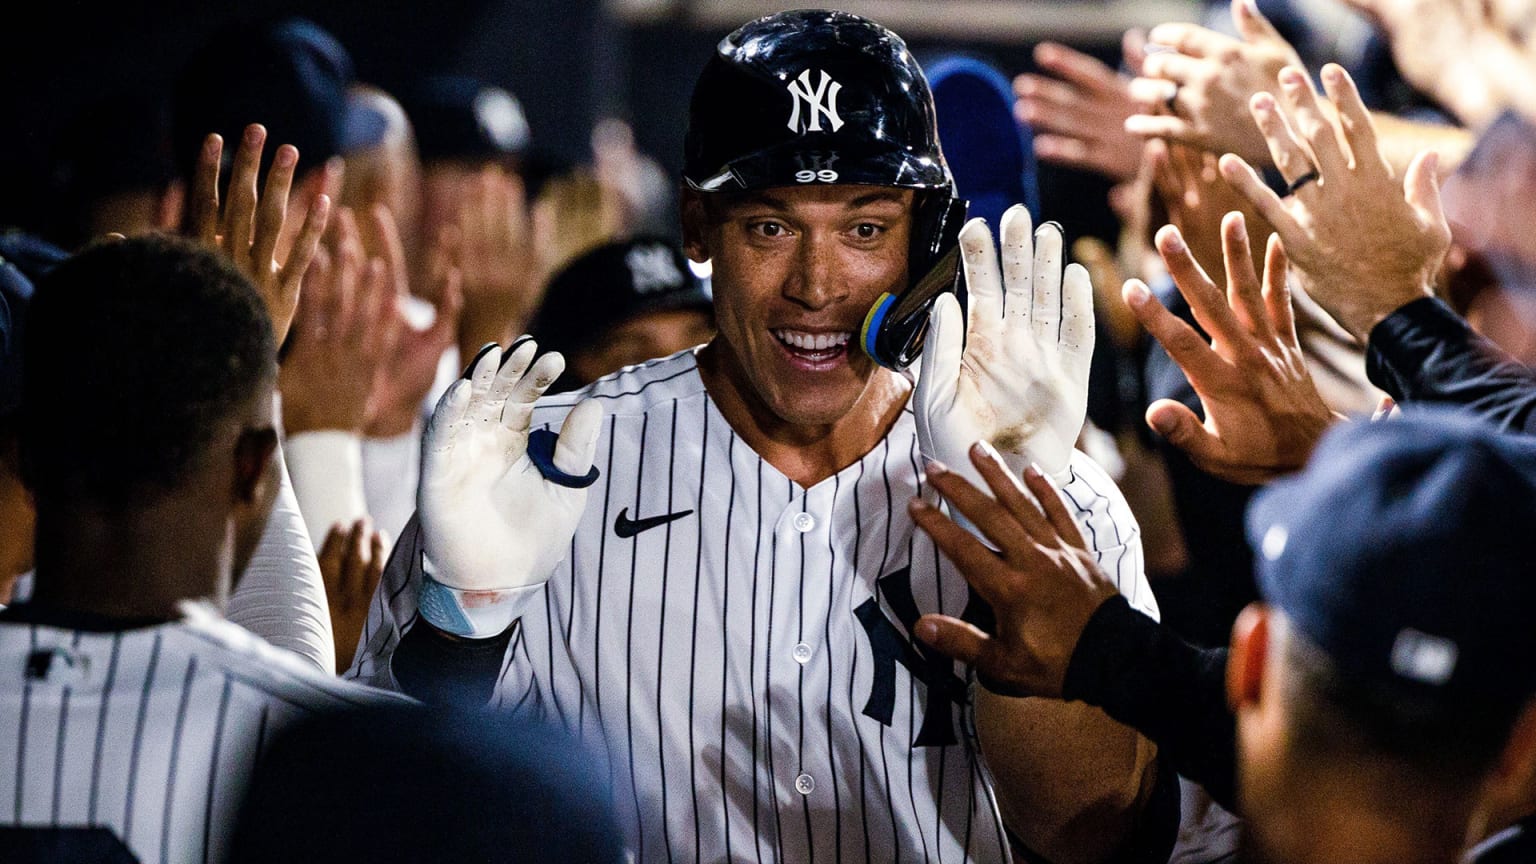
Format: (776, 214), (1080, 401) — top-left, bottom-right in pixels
(688, 144), (949, 192)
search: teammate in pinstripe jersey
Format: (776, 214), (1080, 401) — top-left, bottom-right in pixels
(353, 10), (1167, 862)
(0, 236), (404, 863)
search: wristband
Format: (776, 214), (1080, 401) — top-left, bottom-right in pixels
(416, 554), (523, 638)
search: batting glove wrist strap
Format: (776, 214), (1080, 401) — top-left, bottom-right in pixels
(417, 554), (522, 638)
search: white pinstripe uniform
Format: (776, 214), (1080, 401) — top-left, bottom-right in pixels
(0, 603), (406, 863)
(353, 349), (1158, 863)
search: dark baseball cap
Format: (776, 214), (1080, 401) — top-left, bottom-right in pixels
(1247, 412), (1536, 708)
(173, 17), (388, 180)
(927, 54), (1040, 229)
(530, 236), (712, 359)
(399, 75), (530, 165)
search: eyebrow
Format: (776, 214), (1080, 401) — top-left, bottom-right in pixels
(736, 189), (909, 212)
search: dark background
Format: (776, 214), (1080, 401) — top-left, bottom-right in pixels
(4, 0), (1142, 246)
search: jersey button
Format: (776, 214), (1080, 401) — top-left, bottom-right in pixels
(793, 642), (813, 664)
(793, 512), (816, 533)
(795, 773), (815, 795)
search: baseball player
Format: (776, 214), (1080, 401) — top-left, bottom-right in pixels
(353, 10), (1163, 862)
(0, 236), (404, 863)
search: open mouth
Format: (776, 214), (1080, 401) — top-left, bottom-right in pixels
(773, 328), (852, 366)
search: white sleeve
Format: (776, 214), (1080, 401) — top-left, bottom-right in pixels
(361, 424), (422, 549)
(228, 444), (338, 674)
(1053, 449), (1159, 622)
(283, 429), (370, 548)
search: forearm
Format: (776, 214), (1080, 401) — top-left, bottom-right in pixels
(1063, 595), (1237, 810)
(284, 430), (370, 547)
(976, 691), (1162, 864)
(1366, 297), (1536, 434)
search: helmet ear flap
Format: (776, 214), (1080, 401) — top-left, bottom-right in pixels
(860, 192), (968, 370)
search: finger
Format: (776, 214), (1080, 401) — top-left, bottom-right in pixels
(1403, 150), (1447, 234)
(189, 134), (223, 246)
(926, 462), (1033, 555)
(1275, 66), (1347, 179)
(1030, 220), (1065, 346)
(1059, 262), (1096, 383)
(960, 217), (1003, 337)
(278, 195), (332, 341)
(1123, 28), (1150, 76)
(317, 523), (347, 578)
(225, 124), (266, 258)
(1232, 0), (1286, 45)
(1015, 74), (1100, 119)
(1122, 279), (1230, 386)
(467, 342), (503, 401)
(1145, 399), (1223, 463)
(968, 441), (1058, 544)
(1261, 234), (1300, 348)
(1221, 211), (1276, 342)
(1140, 50), (1202, 84)
(425, 378), (474, 455)
(1127, 77), (1180, 110)
(343, 518), (369, 585)
(1318, 64), (1387, 178)
(1147, 22), (1240, 59)
(998, 205), (1034, 325)
(552, 398), (604, 476)
(504, 351), (566, 429)
(355, 259), (391, 351)
(916, 292), (963, 418)
(253, 144), (297, 271)
(431, 267), (465, 342)
(488, 338), (539, 422)
(1123, 114), (1198, 144)
(371, 204), (411, 297)
(915, 614), (989, 666)
(1022, 464), (1088, 550)
(1218, 154), (1299, 239)
(1155, 225), (1254, 354)
(1031, 42), (1125, 96)
(1249, 91), (1317, 192)
(366, 531), (387, 583)
(297, 247), (332, 339)
(1030, 135), (1095, 170)
(908, 497), (1012, 596)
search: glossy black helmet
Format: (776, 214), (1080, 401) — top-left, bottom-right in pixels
(683, 9), (952, 193)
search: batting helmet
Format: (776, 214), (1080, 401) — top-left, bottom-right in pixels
(683, 9), (968, 370)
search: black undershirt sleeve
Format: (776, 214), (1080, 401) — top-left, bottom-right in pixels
(1366, 297), (1536, 434)
(1062, 596), (1237, 811)
(393, 618), (515, 707)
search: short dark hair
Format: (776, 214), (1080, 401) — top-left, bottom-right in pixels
(21, 235), (276, 508)
(1282, 624), (1525, 791)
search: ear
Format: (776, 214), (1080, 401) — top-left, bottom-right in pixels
(1227, 602), (1271, 713)
(679, 188), (711, 264)
(232, 427), (279, 505)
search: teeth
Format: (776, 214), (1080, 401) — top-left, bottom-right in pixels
(774, 330), (851, 351)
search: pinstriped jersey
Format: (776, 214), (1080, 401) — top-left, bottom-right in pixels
(0, 603), (406, 863)
(352, 349), (1158, 863)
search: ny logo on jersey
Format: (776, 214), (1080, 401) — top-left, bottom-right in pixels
(786, 68), (844, 134)
(625, 243), (684, 294)
(854, 566), (993, 747)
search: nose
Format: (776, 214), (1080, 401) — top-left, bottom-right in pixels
(782, 231), (848, 310)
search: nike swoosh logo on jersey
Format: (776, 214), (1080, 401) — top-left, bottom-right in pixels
(613, 507), (694, 538)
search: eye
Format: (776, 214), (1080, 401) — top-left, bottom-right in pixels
(852, 222), (884, 240)
(749, 220), (791, 238)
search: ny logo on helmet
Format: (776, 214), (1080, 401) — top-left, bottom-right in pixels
(786, 69), (844, 134)
(625, 244), (683, 295)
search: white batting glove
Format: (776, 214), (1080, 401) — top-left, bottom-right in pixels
(416, 339), (602, 637)
(915, 205), (1095, 490)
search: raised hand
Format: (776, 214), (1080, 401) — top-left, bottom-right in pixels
(1124, 216), (1336, 484)
(278, 207), (401, 435)
(910, 443), (1119, 699)
(1219, 63), (1451, 341)
(186, 123), (334, 343)
(915, 206), (1094, 489)
(361, 205), (464, 438)
(319, 517), (387, 672)
(1013, 40), (1145, 181)
(1125, 0), (1303, 166)
(416, 340), (603, 636)
(454, 168), (538, 359)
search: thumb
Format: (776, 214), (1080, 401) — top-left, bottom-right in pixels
(1233, 0), (1284, 45)
(916, 614), (987, 665)
(1404, 150), (1447, 231)
(917, 291), (964, 415)
(552, 398), (604, 476)
(1146, 399), (1217, 459)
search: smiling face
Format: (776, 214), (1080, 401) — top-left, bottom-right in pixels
(684, 184), (912, 432)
